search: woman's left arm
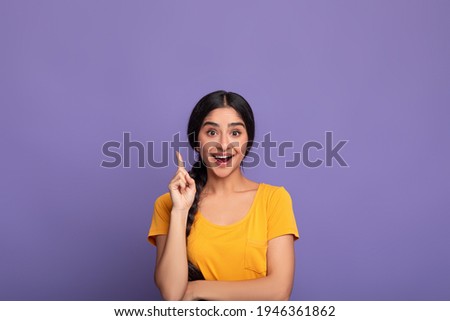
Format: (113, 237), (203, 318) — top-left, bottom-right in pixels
(182, 234), (295, 301)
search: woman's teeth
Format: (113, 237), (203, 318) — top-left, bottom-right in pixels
(213, 155), (233, 163)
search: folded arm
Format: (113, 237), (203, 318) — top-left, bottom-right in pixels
(183, 234), (296, 301)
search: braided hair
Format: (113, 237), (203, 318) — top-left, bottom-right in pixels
(185, 90), (255, 281)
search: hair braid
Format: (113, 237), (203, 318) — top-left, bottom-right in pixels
(186, 159), (207, 281)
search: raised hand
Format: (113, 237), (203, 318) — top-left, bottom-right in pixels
(168, 151), (196, 212)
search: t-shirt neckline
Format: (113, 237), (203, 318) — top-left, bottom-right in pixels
(197, 183), (263, 229)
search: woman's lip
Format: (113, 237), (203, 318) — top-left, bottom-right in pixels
(211, 154), (234, 157)
(214, 155), (233, 166)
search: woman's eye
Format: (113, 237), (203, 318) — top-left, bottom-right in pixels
(231, 130), (241, 136)
(207, 130), (217, 136)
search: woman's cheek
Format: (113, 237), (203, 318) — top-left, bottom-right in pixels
(239, 141), (248, 155)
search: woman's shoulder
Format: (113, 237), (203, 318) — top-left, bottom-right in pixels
(258, 182), (293, 203)
(259, 182), (290, 194)
(154, 192), (172, 211)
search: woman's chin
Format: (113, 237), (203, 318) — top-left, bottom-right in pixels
(207, 164), (240, 178)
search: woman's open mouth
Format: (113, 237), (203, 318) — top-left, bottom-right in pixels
(212, 154), (234, 166)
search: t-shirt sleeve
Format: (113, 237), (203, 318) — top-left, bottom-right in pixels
(147, 193), (172, 246)
(267, 186), (299, 241)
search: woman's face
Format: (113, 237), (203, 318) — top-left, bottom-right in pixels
(197, 107), (249, 178)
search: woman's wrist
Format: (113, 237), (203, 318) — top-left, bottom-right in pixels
(186, 281), (202, 301)
(170, 208), (189, 221)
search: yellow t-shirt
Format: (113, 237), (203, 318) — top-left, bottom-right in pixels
(147, 183), (299, 281)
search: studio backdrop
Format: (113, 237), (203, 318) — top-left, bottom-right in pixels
(1, 0), (449, 300)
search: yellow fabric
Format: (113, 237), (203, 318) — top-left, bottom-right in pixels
(147, 183), (299, 281)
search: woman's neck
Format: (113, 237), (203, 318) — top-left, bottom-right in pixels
(203, 168), (250, 195)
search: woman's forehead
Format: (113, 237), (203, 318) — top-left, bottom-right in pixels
(203, 107), (243, 123)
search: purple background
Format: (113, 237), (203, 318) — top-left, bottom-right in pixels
(1, 1), (449, 300)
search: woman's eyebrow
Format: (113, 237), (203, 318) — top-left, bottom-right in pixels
(202, 121), (246, 128)
(202, 121), (219, 128)
(229, 122), (246, 128)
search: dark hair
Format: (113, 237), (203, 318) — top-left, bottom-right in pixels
(186, 90), (255, 281)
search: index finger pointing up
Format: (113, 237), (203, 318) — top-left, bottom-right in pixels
(176, 151), (185, 169)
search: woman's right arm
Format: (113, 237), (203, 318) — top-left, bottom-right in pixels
(154, 152), (196, 300)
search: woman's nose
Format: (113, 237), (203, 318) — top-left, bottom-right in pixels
(219, 134), (230, 150)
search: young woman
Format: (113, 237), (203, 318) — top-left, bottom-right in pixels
(148, 90), (299, 300)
